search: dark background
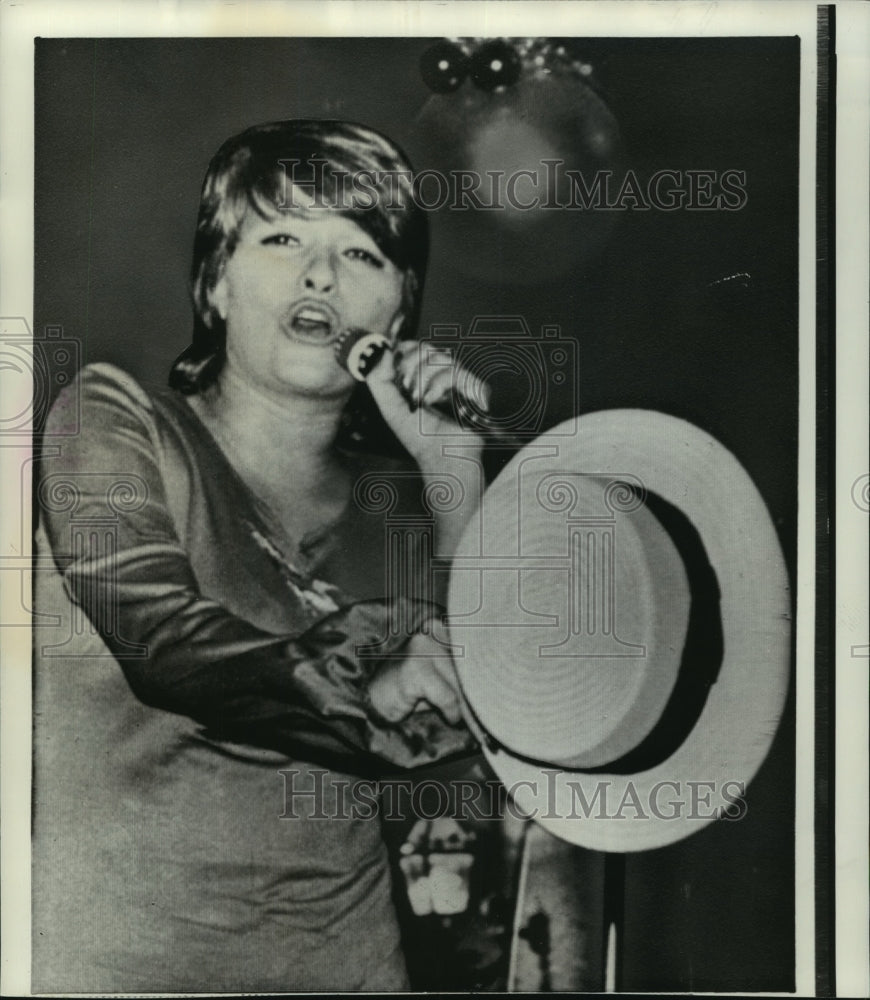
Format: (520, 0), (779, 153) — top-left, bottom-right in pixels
(35, 36), (798, 992)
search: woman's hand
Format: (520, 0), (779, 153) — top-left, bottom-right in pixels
(365, 342), (487, 475)
(368, 631), (463, 724)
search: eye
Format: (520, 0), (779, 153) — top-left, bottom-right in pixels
(261, 233), (299, 248)
(344, 247), (384, 269)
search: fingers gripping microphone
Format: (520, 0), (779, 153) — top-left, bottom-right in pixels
(335, 327), (505, 436)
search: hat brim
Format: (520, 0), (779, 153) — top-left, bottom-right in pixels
(447, 410), (791, 853)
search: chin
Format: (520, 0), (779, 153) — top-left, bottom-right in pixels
(274, 364), (354, 400)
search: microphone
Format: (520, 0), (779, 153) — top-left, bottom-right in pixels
(334, 327), (392, 382)
(334, 327), (504, 436)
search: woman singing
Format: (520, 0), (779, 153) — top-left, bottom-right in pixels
(32, 119), (482, 992)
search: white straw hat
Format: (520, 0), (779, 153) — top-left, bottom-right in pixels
(447, 410), (791, 852)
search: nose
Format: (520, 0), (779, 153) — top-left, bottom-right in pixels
(300, 246), (336, 294)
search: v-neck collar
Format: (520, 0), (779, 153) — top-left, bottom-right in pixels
(159, 386), (353, 574)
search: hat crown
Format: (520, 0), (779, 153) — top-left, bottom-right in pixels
(450, 465), (692, 769)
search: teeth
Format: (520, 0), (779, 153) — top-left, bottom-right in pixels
(297, 308), (329, 323)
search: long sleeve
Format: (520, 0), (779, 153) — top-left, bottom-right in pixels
(37, 364), (474, 772)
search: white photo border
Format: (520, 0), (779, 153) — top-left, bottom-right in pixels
(1, 1), (864, 996)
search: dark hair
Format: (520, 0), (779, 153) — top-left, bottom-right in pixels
(170, 119), (429, 417)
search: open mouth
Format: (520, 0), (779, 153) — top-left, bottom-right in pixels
(284, 301), (339, 344)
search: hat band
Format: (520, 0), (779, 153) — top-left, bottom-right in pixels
(584, 490), (723, 774)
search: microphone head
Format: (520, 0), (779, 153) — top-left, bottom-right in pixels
(334, 327), (391, 381)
